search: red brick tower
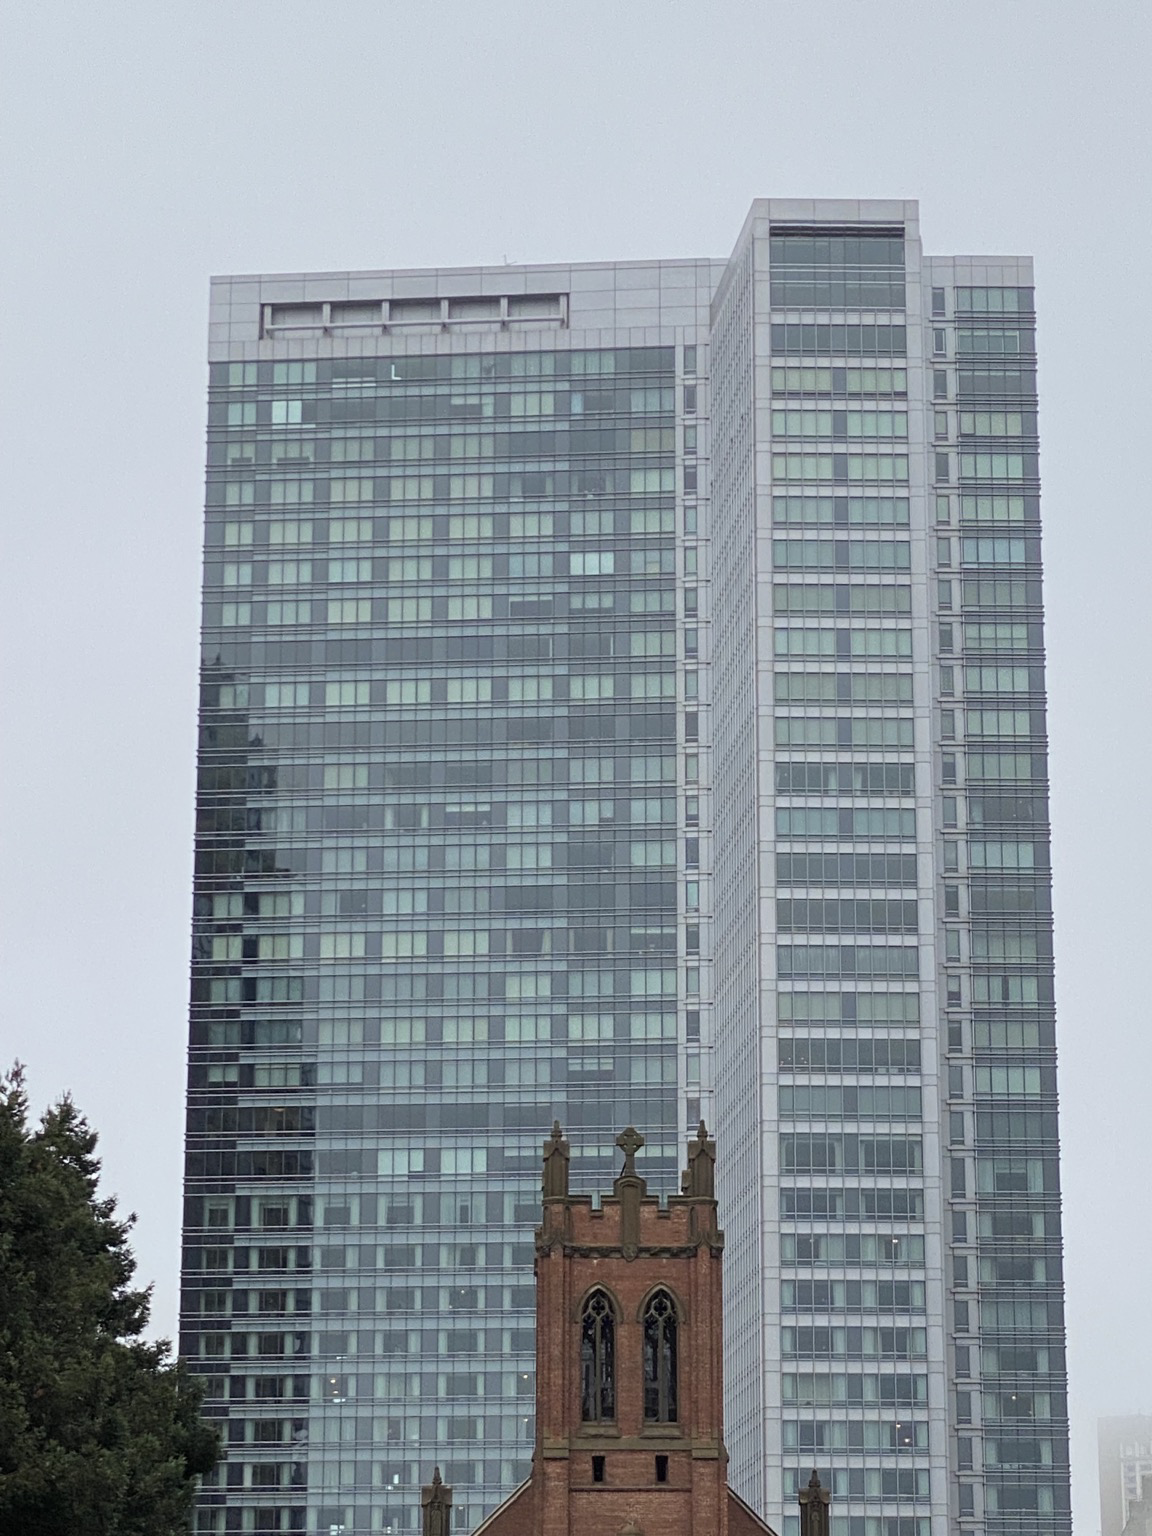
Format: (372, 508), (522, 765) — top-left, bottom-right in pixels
(457, 1123), (777, 1536)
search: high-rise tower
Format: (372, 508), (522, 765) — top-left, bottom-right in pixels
(183, 254), (719, 1536)
(180, 200), (1068, 1536)
(710, 202), (1066, 1536)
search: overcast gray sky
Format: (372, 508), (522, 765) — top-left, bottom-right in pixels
(1, 2), (1148, 1528)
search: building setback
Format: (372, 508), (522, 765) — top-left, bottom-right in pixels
(180, 198), (1068, 1536)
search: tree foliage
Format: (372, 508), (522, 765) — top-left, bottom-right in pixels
(0, 1065), (218, 1535)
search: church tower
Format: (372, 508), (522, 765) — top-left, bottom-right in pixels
(435, 1123), (781, 1536)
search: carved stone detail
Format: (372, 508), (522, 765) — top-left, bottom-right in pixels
(421, 1467), (451, 1536)
(799, 1468), (831, 1536)
(684, 1119), (716, 1198)
(542, 1120), (570, 1199)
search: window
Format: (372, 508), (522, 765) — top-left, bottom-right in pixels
(446, 678), (493, 704)
(580, 1291), (615, 1422)
(962, 536), (1027, 565)
(328, 598), (370, 624)
(329, 517), (373, 543)
(509, 513), (554, 538)
(960, 494), (1026, 523)
(959, 452), (1026, 482)
(770, 366), (907, 396)
(770, 409), (908, 440)
(449, 514), (495, 540)
(571, 550), (615, 577)
(268, 520), (311, 546)
(384, 679), (431, 705)
(269, 479), (313, 506)
(330, 476), (375, 505)
(965, 664), (1030, 693)
(959, 411), (1028, 437)
(388, 515), (434, 541)
(447, 555), (493, 580)
(768, 232), (905, 308)
(771, 455), (909, 485)
(955, 287), (1034, 315)
(268, 560), (311, 586)
(263, 682), (309, 710)
(631, 673), (675, 699)
(570, 675), (614, 702)
(270, 399), (303, 427)
(329, 558), (372, 583)
(320, 933), (367, 961)
(642, 1290), (678, 1422)
(330, 435), (373, 463)
(326, 680), (370, 707)
(957, 328), (1032, 357)
(446, 596), (493, 620)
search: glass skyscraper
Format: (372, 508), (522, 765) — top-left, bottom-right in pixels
(181, 199), (1068, 1536)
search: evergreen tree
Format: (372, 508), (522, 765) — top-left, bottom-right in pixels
(0, 1065), (218, 1534)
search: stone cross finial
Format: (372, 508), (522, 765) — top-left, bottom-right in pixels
(421, 1467), (452, 1536)
(542, 1120), (570, 1199)
(615, 1126), (645, 1179)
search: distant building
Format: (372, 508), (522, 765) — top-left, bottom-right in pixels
(1100, 1418), (1152, 1536)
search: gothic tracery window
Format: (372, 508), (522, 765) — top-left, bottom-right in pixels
(642, 1290), (678, 1423)
(580, 1290), (615, 1422)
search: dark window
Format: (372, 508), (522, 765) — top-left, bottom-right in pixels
(655, 1454), (669, 1483)
(769, 230), (906, 308)
(592, 1455), (606, 1483)
(770, 322), (906, 358)
(642, 1291), (678, 1422)
(580, 1291), (615, 1422)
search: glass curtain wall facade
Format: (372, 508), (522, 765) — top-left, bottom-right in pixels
(181, 201), (1068, 1536)
(181, 263), (719, 1535)
(711, 201), (1068, 1536)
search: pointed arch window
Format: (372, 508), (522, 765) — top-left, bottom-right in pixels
(580, 1291), (615, 1422)
(642, 1290), (678, 1423)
